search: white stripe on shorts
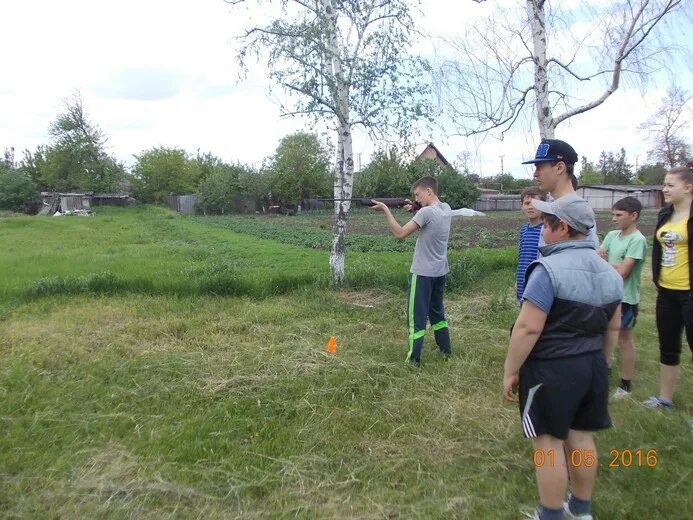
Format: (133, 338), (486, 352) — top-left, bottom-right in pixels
(522, 383), (543, 438)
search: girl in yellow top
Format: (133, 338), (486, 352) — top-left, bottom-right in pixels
(644, 163), (693, 409)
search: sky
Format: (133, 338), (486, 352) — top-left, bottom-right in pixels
(1, 0), (691, 181)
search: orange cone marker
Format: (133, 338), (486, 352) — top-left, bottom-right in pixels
(326, 336), (337, 354)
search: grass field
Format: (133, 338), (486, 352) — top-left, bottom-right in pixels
(0, 206), (691, 519)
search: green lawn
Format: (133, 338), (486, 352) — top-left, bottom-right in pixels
(0, 206), (690, 518)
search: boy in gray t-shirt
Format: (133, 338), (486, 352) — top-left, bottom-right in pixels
(371, 176), (452, 366)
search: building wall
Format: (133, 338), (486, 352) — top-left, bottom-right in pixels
(576, 188), (660, 210)
(168, 195), (197, 215)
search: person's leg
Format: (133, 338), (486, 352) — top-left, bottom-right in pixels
(531, 435), (568, 511)
(659, 364), (680, 402)
(564, 429), (598, 510)
(680, 291), (693, 359)
(619, 329), (636, 384)
(406, 274), (432, 365)
(428, 275), (450, 355)
(603, 339), (617, 371)
(655, 289), (683, 403)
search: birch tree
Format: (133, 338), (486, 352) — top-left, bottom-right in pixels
(639, 87), (691, 167)
(229, 0), (430, 285)
(435, 0), (686, 139)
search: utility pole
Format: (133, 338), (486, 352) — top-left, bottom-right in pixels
(499, 154), (505, 175)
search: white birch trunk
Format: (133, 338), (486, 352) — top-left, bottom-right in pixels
(322, 0), (354, 286)
(329, 125), (354, 285)
(527, 0), (554, 139)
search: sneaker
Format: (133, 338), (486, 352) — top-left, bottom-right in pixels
(563, 502), (593, 520)
(643, 396), (673, 409)
(612, 387), (631, 401)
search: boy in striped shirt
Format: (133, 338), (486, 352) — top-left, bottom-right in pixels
(516, 187), (546, 302)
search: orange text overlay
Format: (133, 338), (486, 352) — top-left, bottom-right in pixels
(532, 449), (658, 468)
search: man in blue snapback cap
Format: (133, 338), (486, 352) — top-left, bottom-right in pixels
(522, 138), (599, 248)
(523, 138), (579, 193)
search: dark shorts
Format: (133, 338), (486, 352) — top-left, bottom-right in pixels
(620, 303), (638, 331)
(518, 351), (611, 440)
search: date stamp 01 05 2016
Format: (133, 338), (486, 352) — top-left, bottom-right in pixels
(532, 449), (659, 468)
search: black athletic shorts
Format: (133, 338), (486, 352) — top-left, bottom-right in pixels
(620, 302), (638, 331)
(518, 351), (611, 440)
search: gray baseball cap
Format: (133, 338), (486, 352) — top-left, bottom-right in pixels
(531, 195), (595, 235)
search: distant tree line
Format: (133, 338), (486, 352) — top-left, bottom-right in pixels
(2, 88), (690, 213)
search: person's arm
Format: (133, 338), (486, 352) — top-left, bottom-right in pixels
(597, 233), (611, 260)
(503, 301), (547, 401)
(610, 257), (637, 279)
(371, 200), (419, 239)
(611, 236), (646, 279)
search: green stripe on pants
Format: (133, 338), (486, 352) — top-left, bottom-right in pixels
(431, 320), (448, 331)
(406, 274), (417, 363)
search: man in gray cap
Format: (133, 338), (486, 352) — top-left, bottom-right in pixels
(502, 196), (623, 520)
(522, 138), (599, 248)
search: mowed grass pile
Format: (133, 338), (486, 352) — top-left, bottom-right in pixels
(0, 206), (691, 518)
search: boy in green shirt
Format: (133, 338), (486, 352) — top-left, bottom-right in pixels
(598, 197), (647, 399)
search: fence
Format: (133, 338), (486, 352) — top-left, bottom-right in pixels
(575, 188), (661, 210)
(168, 195), (197, 215)
(473, 196), (521, 212)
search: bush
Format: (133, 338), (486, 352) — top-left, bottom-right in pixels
(197, 163), (261, 214)
(408, 159), (479, 208)
(131, 147), (202, 203)
(354, 149), (414, 197)
(0, 166), (39, 212)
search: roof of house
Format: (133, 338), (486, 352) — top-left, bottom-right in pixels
(415, 142), (450, 166)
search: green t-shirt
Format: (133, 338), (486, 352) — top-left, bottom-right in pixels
(600, 229), (647, 304)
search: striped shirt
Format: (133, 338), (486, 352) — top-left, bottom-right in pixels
(516, 222), (543, 301)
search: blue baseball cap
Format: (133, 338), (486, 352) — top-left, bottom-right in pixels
(522, 139), (578, 165)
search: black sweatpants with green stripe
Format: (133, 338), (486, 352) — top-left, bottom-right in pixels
(406, 273), (451, 364)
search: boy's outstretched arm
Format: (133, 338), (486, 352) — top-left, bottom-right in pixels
(371, 200), (419, 240)
(503, 301), (547, 402)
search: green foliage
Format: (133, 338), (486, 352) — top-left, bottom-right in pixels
(33, 94), (125, 192)
(196, 162), (261, 214)
(437, 168), (480, 208)
(408, 159), (479, 208)
(236, 1), (433, 141)
(578, 156), (603, 185)
(131, 147), (203, 203)
(636, 163), (667, 185)
(407, 157), (449, 179)
(354, 148), (413, 197)
(18, 147), (45, 186)
(596, 148), (634, 184)
(0, 165), (38, 212)
(477, 173), (534, 192)
(264, 132), (332, 201)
